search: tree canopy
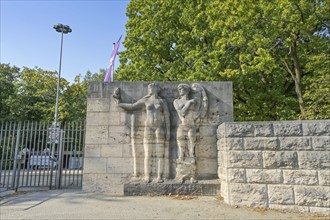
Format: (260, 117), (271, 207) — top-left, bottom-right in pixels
(117, 0), (330, 121)
(0, 64), (88, 123)
(0, 64), (20, 120)
(1, 0), (329, 122)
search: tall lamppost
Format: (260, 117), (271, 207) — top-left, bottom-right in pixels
(49, 23), (71, 189)
(53, 23), (72, 128)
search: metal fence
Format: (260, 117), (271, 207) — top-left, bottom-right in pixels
(0, 121), (85, 191)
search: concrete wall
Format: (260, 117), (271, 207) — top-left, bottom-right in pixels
(83, 82), (233, 194)
(217, 120), (330, 214)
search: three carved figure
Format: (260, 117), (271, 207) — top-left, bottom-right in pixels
(113, 83), (208, 184)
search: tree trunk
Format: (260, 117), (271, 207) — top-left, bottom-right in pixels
(290, 43), (305, 118)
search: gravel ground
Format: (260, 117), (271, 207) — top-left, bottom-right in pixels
(0, 189), (327, 220)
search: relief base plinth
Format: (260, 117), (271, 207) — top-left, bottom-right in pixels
(124, 179), (220, 196)
(175, 158), (197, 183)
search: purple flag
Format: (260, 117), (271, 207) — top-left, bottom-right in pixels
(104, 35), (122, 83)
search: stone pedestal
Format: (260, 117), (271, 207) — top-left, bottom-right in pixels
(175, 159), (197, 183)
(124, 180), (220, 196)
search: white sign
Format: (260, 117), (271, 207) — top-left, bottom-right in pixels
(47, 127), (61, 144)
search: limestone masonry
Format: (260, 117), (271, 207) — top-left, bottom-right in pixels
(217, 120), (330, 214)
(83, 82), (233, 194)
(83, 81), (329, 214)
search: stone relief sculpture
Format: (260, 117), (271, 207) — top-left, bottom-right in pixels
(113, 83), (170, 183)
(173, 83), (208, 183)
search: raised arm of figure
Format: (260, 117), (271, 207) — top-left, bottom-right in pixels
(112, 87), (146, 111)
(117, 98), (146, 111)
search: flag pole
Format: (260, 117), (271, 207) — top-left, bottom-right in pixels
(104, 35), (122, 83)
(111, 42), (115, 82)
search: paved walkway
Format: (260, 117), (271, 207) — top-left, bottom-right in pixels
(0, 189), (324, 220)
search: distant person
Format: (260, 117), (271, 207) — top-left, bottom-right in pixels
(21, 147), (30, 169)
(44, 148), (50, 155)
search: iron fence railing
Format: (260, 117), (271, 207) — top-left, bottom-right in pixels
(0, 121), (85, 191)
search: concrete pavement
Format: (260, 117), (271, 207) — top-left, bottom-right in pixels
(0, 189), (325, 220)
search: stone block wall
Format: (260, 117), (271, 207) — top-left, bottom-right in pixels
(83, 82), (233, 194)
(217, 120), (330, 214)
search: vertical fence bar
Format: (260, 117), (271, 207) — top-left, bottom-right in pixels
(46, 122), (51, 187)
(49, 129), (53, 190)
(36, 122), (42, 186)
(11, 122), (21, 189)
(56, 130), (64, 189)
(68, 122), (74, 186)
(63, 122), (68, 187)
(14, 122), (22, 191)
(80, 121), (85, 186)
(66, 121), (72, 187)
(8, 122), (17, 187)
(67, 121), (72, 188)
(40, 122), (45, 185)
(27, 121), (34, 186)
(40, 122), (46, 186)
(2, 122), (9, 187)
(72, 122), (76, 186)
(27, 121), (33, 185)
(75, 121), (80, 186)
(4, 122), (13, 187)
(62, 122), (66, 187)
(36, 122), (41, 186)
(19, 121), (24, 187)
(70, 121), (74, 187)
(21, 121), (29, 187)
(32, 122), (38, 186)
(15, 158), (21, 192)
(0, 121), (6, 186)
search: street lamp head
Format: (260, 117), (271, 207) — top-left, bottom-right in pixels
(53, 23), (72, 34)
(53, 23), (63, 32)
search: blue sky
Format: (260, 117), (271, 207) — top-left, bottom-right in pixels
(1, 0), (129, 84)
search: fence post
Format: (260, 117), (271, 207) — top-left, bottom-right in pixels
(55, 130), (64, 189)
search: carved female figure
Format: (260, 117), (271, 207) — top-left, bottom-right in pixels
(114, 83), (170, 183)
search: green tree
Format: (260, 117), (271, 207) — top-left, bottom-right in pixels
(61, 74), (87, 122)
(117, 0), (330, 120)
(206, 0), (329, 119)
(0, 64), (20, 120)
(118, 0), (214, 81)
(83, 69), (106, 82)
(60, 69), (108, 122)
(303, 52), (330, 119)
(0, 64), (91, 123)
(6, 67), (68, 121)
